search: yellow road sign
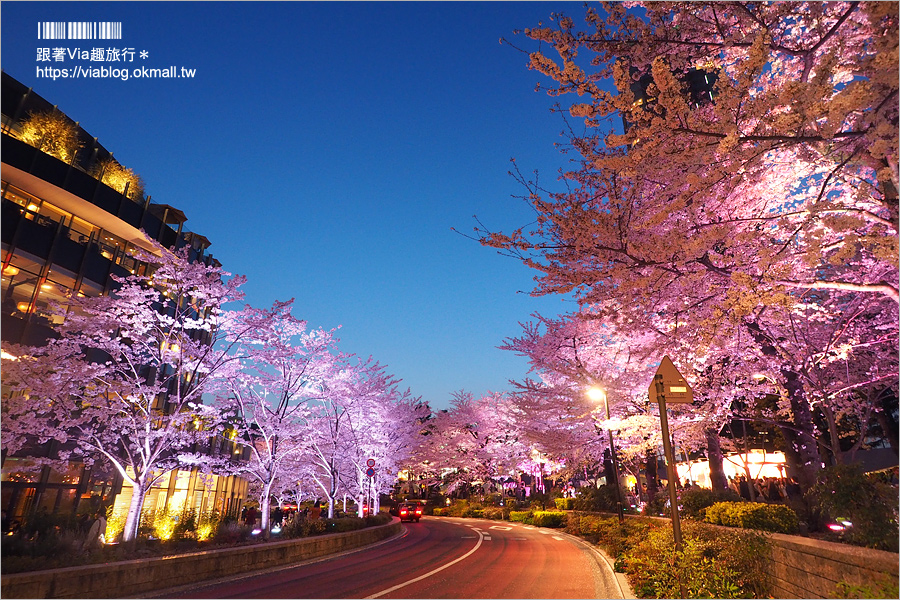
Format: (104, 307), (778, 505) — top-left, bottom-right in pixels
(649, 355), (693, 404)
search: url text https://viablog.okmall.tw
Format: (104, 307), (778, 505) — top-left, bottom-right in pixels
(36, 64), (196, 81)
(35, 21), (196, 82)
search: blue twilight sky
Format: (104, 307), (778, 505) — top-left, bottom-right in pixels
(2, 1), (608, 409)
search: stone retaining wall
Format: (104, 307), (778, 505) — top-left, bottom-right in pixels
(1, 518), (402, 599)
(768, 532), (899, 598)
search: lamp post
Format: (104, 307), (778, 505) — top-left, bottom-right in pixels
(588, 387), (625, 523)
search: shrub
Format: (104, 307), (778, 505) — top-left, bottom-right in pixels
(92, 157), (145, 200)
(554, 497), (576, 510)
(835, 575), (900, 599)
(431, 508), (446, 516)
(324, 517), (366, 533)
(679, 487), (743, 519)
(532, 511), (567, 528)
(481, 506), (510, 521)
(212, 521), (254, 544)
(565, 513), (661, 560)
(19, 110), (82, 162)
(442, 499), (485, 518)
(806, 464), (899, 552)
(642, 493), (669, 517)
(705, 501), (799, 534)
(573, 485), (620, 512)
(509, 510), (533, 524)
(621, 520), (771, 599)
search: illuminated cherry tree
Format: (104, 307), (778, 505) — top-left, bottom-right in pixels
(412, 391), (530, 495)
(304, 356), (420, 518)
(212, 300), (340, 536)
(338, 365), (425, 516)
(479, 1), (898, 490)
(1, 241), (248, 542)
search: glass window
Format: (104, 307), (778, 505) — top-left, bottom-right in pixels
(68, 215), (97, 242)
(1, 458), (41, 483)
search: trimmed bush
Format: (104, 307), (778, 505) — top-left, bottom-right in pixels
(509, 510), (533, 523)
(705, 501), (799, 534)
(679, 487), (742, 519)
(532, 511), (567, 528)
(431, 508), (446, 516)
(554, 497), (576, 510)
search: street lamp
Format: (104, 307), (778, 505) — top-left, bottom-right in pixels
(588, 387), (625, 523)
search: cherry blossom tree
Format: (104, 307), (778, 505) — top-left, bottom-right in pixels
(212, 300), (340, 537)
(303, 356), (417, 518)
(411, 391), (530, 496)
(478, 1), (897, 490)
(1, 240), (248, 542)
(339, 370), (424, 516)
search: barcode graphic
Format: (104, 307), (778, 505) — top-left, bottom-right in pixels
(37, 21), (122, 40)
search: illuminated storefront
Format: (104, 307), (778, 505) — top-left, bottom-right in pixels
(1, 72), (248, 526)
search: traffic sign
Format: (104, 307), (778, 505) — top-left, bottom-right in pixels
(648, 355), (693, 404)
(365, 467), (376, 478)
(366, 458), (376, 468)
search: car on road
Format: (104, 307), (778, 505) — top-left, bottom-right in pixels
(394, 501), (423, 522)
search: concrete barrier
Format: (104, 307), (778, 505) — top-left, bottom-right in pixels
(768, 533), (899, 598)
(1, 518), (402, 599)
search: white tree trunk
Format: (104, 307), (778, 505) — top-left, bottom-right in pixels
(260, 479), (273, 538)
(122, 481), (149, 542)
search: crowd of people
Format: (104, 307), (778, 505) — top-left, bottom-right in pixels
(724, 474), (801, 503)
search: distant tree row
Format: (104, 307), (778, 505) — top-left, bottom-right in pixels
(2, 240), (426, 542)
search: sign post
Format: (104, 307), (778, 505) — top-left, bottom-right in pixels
(365, 459), (376, 516)
(649, 356), (692, 568)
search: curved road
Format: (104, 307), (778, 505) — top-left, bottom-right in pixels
(156, 517), (627, 599)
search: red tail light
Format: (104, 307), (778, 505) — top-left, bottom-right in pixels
(400, 508), (408, 516)
(415, 508), (422, 515)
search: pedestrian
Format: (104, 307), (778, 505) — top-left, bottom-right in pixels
(244, 505), (258, 527)
(272, 505), (283, 527)
(767, 477), (783, 503)
(738, 476), (752, 501)
(309, 500), (321, 521)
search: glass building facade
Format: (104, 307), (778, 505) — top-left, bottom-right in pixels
(1, 71), (248, 527)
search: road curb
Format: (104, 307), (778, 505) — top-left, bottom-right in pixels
(556, 529), (637, 600)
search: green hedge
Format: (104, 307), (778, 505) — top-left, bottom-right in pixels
(509, 510), (533, 523)
(532, 511), (567, 528)
(554, 497), (576, 510)
(705, 501), (799, 534)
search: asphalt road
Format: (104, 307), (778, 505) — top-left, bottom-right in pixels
(156, 517), (628, 599)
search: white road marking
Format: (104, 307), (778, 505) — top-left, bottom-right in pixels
(553, 536), (564, 541)
(483, 536), (492, 541)
(365, 529), (484, 599)
(489, 525), (512, 530)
